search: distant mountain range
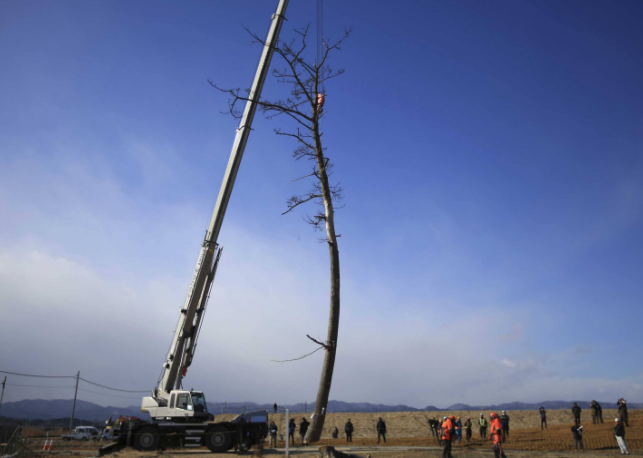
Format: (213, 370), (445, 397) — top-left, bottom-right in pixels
(1, 399), (639, 423)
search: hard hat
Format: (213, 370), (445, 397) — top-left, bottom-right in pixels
(480, 413), (483, 417)
(450, 416), (455, 420)
(502, 411), (506, 414)
(615, 418), (619, 422)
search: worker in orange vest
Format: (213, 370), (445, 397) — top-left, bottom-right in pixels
(490, 413), (505, 458)
(441, 416), (455, 458)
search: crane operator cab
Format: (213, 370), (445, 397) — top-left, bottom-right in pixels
(142, 390), (213, 422)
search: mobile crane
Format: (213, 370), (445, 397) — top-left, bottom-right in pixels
(113, 1), (290, 453)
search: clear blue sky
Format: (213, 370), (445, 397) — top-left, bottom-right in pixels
(0, 0), (642, 408)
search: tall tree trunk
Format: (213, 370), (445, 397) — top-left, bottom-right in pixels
(305, 110), (340, 443)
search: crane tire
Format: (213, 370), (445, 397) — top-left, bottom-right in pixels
(205, 426), (231, 453)
(134, 426), (160, 451)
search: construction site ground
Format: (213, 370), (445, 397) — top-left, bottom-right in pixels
(25, 409), (641, 457)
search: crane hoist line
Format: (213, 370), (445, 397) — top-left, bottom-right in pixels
(105, 1), (290, 454)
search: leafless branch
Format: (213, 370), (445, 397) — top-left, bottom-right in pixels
(307, 334), (333, 350)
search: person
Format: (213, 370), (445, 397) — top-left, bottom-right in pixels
(344, 419), (353, 443)
(614, 418), (629, 455)
(299, 417), (310, 445)
(428, 418), (437, 437)
(437, 417), (445, 446)
(288, 418), (296, 446)
(441, 416), (455, 458)
(479, 413), (488, 439)
(464, 417), (472, 442)
(455, 417), (462, 443)
(490, 413), (505, 458)
(596, 401), (603, 424)
(572, 403), (582, 425)
(273, 403), (278, 414)
(590, 401), (599, 424)
(618, 399), (629, 427)
(332, 426), (339, 439)
(500, 411), (510, 441)
(376, 417), (387, 444)
(571, 421), (583, 451)
(539, 407), (547, 430)
(268, 421), (278, 448)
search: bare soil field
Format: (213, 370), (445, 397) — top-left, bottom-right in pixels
(26, 409), (640, 457)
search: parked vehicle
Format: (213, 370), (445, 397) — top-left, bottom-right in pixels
(103, 428), (120, 441)
(62, 426), (100, 441)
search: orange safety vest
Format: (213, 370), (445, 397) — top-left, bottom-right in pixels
(441, 419), (454, 441)
(490, 418), (502, 444)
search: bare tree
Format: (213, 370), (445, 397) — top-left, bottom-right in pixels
(210, 25), (350, 442)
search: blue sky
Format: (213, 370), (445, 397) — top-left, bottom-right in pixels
(1, 0), (642, 408)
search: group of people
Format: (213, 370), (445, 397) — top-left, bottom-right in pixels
(269, 417), (310, 447)
(436, 413), (507, 458)
(569, 399), (631, 454)
(428, 416), (474, 443)
(265, 399), (632, 455)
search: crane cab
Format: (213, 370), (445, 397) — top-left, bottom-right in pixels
(142, 390), (212, 422)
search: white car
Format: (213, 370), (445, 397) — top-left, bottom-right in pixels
(61, 426), (100, 441)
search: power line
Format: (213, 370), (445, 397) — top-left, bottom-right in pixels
(0, 369), (149, 393)
(6, 384), (75, 389)
(77, 387), (142, 400)
(0, 370), (74, 379)
(79, 377), (149, 394)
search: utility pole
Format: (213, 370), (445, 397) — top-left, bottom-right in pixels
(0, 377), (6, 419)
(69, 371), (79, 432)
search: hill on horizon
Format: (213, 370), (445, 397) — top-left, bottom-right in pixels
(1, 398), (639, 422)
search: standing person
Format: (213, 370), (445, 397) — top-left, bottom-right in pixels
(614, 418), (629, 455)
(273, 403), (278, 414)
(596, 401), (603, 424)
(441, 416), (455, 458)
(437, 417), (445, 446)
(618, 399), (629, 427)
(539, 407), (547, 430)
(590, 401), (598, 424)
(268, 421), (278, 448)
(428, 418), (437, 437)
(479, 414), (488, 439)
(500, 411), (510, 441)
(299, 417), (310, 446)
(572, 403), (582, 424)
(571, 422), (584, 451)
(332, 426), (338, 439)
(376, 417), (387, 444)
(344, 419), (353, 443)
(455, 417), (462, 444)
(288, 418), (296, 446)
(464, 417), (472, 442)
(490, 413), (505, 458)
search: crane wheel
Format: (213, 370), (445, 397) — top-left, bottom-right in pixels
(134, 426), (160, 451)
(205, 426), (231, 453)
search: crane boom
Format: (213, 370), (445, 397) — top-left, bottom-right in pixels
(158, 0), (290, 396)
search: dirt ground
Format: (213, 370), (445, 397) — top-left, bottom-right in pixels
(27, 409), (640, 457)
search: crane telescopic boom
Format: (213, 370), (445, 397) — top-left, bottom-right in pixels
(157, 0), (290, 397)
